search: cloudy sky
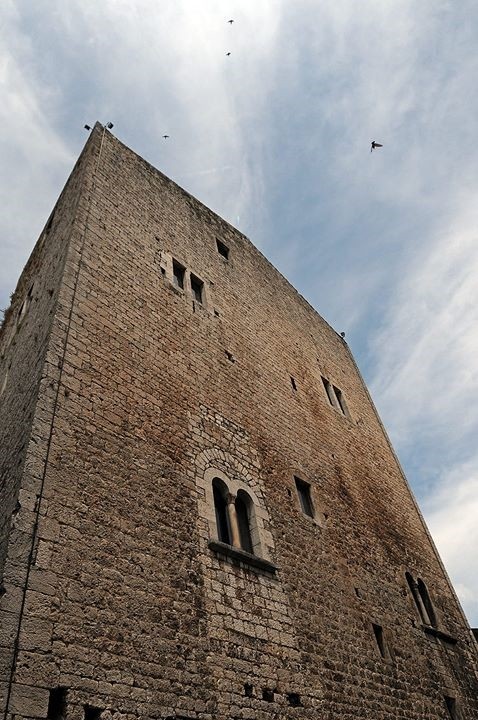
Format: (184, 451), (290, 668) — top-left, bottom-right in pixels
(1, 0), (477, 625)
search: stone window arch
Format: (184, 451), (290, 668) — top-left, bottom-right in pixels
(406, 571), (437, 628)
(201, 467), (273, 561)
(212, 478), (231, 545)
(235, 490), (254, 554)
(211, 477), (256, 555)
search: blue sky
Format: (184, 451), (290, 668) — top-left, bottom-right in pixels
(1, 0), (477, 625)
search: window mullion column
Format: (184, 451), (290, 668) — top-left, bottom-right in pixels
(226, 493), (241, 548)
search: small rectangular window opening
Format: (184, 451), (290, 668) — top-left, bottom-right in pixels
(322, 377), (335, 407)
(290, 376), (297, 391)
(287, 693), (302, 707)
(333, 386), (347, 416)
(216, 239), (229, 259)
(294, 477), (314, 518)
(262, 688), (274, 703)
(172, 260), (185, 289)
(372, 623), (387, 659)
(84, 706), (103, 720)
(47, 688), (67, 720)
(444, 696), (458, 720)
(244, 683), (254, 698)
(190, 274), (204, 303)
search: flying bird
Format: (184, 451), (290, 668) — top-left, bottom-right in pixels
(162, 135), (170, 139)
(227, 19), (234, 24)
(226, 52), (231, 56)
(371, 140), (383, 152)
(84, 125), (91, 131)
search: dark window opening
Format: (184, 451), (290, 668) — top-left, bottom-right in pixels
(417, 578), (437, 628)
(295, 477), (314, 518)
(286, 693), (302, 707)
(236, 491), (253, 554)
(84, 706), (102, 720)
(322, 377), (336, 407)
(172, 260), (185, 289)
(190, 274), (203, 303)
(47, 688), (67, 720)
(216, 239), (229, 259)
(244, 683), (254, 698)
(290, 376), (297, 391)
(262, 688), (274, 702)
(213, 479), (231, 545)
(372, 623), (387, 659)
(444, 696), (458, 720)
(334, 386), (347, 415)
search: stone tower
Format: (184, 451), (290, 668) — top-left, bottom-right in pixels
(1, 123), (477, 720)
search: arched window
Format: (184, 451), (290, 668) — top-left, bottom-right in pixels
(235, 490), (253, 554)
(213, 478), (231, 545)
(406, 572), (437, 627)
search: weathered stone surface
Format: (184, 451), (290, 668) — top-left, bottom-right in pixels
(0, 123), (477, 720)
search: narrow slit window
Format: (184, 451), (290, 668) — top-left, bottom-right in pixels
(294, 477), (314, 518)
(172, 260), (185, 289)
(290, 376), (297, 391)
(216, 239), (229, 259)
(190, 274), (204, 303)
(372, 623), (387, 659)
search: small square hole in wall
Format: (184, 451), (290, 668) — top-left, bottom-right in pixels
(286, 693), (302, 707)
(172, 260), (185, 289)
(47, 687), (67, 720)
(262, 688), (275, 702)
(216, 238), (229, 259)
(294, 477), (314, 518)
(84, 706), (102, 720)
(244, 683), (254, 698)
(190, 273), (204, 303)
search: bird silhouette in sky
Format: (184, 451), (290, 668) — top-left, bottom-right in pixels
(162, 135), (170, 139)
(226, 52), (231, 56)
(371, 141), (383, 152)
(227, 19), (234, 24)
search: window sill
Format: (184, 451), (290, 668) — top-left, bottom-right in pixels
(422, 625), (457, 644)
(208, 540), (278, 574)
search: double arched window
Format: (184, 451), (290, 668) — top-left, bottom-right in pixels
(406, 572), (437, 628)
(212, 478), (255, 555)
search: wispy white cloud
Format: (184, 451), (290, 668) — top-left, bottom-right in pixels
(423, 465), (478, 624)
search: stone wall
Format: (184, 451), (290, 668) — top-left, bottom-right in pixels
(0, 130), (101, 717)
(1, 125), (477, 720)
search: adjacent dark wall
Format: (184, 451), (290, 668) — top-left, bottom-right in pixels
(1, 126), (477, 720)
